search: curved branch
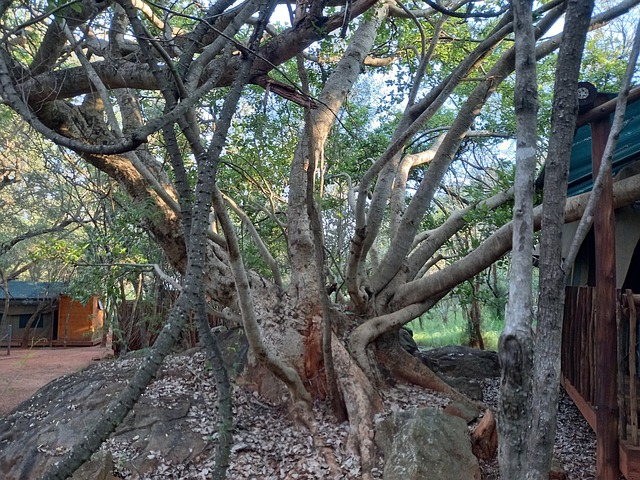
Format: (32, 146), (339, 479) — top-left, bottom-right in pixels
(349, 172), (640, 357)
(406, 187), (514, 280)
(367, 3), (565, 295)
(223, 192), (283, 288)
(346, 10), (516, 304)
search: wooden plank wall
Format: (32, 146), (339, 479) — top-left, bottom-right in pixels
(563, 287), (640, 479)
(562, 286), (596, 405)
(55, 295), (102, 345)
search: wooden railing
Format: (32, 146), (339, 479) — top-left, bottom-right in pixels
(562, 286), (640, 446)
(562, 286), (597, 407)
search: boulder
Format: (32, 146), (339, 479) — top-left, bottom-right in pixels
(375, 407), (481, 480)
(0, 351), (213, 480)
(443, 401), (481, 423)
(418, 345), (500, 379)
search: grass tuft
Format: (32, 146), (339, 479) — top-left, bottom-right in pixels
(408, 311), (503, 351)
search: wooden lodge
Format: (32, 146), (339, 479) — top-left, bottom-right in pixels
(561, 84), (640, 479)
(0, 281), (103, 347)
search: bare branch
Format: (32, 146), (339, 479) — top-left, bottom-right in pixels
(222, 192), (283, 288)
(0, 220), (83, 257)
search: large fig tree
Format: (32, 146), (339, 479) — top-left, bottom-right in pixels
(1, 0), (640, 477)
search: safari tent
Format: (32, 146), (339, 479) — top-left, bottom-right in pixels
(561, 83), (640, 479)
(0, 281), (103, 347)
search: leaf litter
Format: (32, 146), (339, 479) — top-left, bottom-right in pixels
(96, 351), (596, 479)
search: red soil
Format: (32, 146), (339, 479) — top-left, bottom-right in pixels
(0, 345), (113, 416)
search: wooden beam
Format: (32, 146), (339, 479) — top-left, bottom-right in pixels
(578, 86), (640, 127)
(591, 98), (620, 480)
(562, 375), (597, 430)
(620, 441), (640, 480)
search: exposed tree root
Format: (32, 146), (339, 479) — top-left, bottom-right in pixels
(311, 431), (342, 477)
(376, 336), (486, 411)
(471, 409), (498, 461)
(331, 334), (383, 480)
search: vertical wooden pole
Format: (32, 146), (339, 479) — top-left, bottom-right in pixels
(591, 106), (620, 479)
(627, 289), (638, 446)
(618, 291), (628, 443)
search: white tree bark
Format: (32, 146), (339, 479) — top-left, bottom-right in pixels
(498, 1), (537, 477)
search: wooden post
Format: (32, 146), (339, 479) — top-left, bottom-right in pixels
(619, 291), (628, 443)
(590, 100), (620, 479)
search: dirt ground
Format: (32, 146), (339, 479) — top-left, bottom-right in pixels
(0, 344), (113, 417)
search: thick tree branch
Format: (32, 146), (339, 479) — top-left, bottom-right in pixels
(393, 172), (640, 310)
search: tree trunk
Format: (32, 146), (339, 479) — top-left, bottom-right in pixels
(466, 279), (485, 349)
(498, 0), (537, 476)
(526, 1), (595, 479)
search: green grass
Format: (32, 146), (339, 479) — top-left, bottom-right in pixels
(408, 310), (503, 351)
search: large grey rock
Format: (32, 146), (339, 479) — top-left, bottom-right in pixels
(71, 450), (114, 480)
(418, 345), (500, 379)
(375, 407), (481, 480)
(0, 351), (212, 480)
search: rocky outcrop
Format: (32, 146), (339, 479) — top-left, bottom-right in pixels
(375, 407), (481, 480)
(0, 352), (213, 480)
(416, 345), (500, 402)
(418, 345), (500, 379)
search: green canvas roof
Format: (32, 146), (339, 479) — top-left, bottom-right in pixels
(568, 96), (640, 197)
(0, 281), (65, 301)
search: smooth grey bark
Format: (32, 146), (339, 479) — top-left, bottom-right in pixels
(525, 1), (595, 479)
(288, 3), (385, 290)
(347, 12), (519, 306)
(353, 172), (640, 353)
(498, 0), (537, 477)
(40, 1), (272, 476)
(365, 2), (566, 298)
